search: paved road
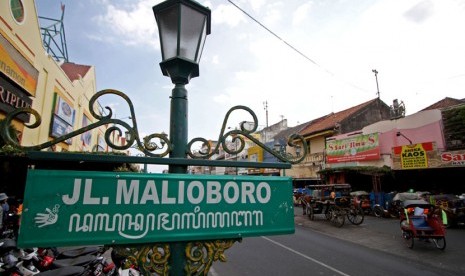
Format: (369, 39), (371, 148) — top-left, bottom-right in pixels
(294, 210), (465, 274)
(210, 210), (465, 275)
(211, 227), (457, 276)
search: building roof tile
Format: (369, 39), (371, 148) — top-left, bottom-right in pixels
(299, 98), (378, 136)
(60, 62), (92, 81)
(420, 97), (465, 111)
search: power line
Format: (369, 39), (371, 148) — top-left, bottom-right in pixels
(227, 0), (322, 70)
(226, 0), (372, 95)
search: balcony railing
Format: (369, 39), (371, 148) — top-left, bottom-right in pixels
(301, 152), (324, 165)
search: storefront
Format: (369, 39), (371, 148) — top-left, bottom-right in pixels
(392, 144), (465, 194)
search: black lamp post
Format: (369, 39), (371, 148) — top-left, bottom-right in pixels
(153, 0), (211, 274)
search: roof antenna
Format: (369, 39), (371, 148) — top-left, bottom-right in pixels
(372, 69), (380, 98)
(263, 101), (269, 127)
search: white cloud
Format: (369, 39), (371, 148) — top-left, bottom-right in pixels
(211, 55), (220, 65)
(212, 4), (246, 27)
(249, 0), (267, 12)
(94, 0), (160, 48)
(36, 0), (465, 150)
(292, 2), (313, 26)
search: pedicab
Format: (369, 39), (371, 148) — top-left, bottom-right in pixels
(350, 191), (371, 214)
(428, 194), (465, 228)
(301, 184), (364, 227)
(399, 199), (447, 250)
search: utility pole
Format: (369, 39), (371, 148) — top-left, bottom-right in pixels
(372, 69), (380, 98)
(263, 101), (269, 128)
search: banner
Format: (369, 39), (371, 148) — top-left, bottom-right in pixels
(392, 142), (436, 170)
(0, 34), (38, 95)
(440, 151), (465, 167)
(326, 133), (380, 163)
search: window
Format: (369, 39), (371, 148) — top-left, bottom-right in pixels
(10, 0), (25, 24)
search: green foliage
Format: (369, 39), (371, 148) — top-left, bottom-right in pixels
(0, 119), (19, 148)
(0, 144), (25, 156)
(442, 105), (465, 150)
(319, 165), (392, 176)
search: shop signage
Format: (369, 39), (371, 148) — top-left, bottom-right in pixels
(440, 150), (465, 167)
(50, 116), (73, 144)
(399, 144), (428, 169)
(0, 34), (38, 95)
(81, 115), (92, 146)
(392, 142), (435, 170)
(18, 170), (294, 247)
(54, 95), (75, 125)
(326, 133), (380, 163)
(0, 74), (32, 122)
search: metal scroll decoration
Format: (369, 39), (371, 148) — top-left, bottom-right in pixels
(111, 244), (170, 275)
(0, 89), (171, 157)
(1, 89), (307, 164)
(187, 105), (308, 164)
(185, 239), (239, 275)
(110, 239), (238, 275)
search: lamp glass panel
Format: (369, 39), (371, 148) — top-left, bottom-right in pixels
(179, 5), (207, 62)
(157, 6), (179, 61)
(196, 24), (207, 63)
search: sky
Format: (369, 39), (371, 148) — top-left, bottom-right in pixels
(35, 0), (465, 171)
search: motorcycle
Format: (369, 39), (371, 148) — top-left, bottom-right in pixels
(1, 243), (115, 276)
(111, 247), (140, 276)
(1, 200), (22, 240)
(36, 246), (115, 275)
(0, 240), (40, 276)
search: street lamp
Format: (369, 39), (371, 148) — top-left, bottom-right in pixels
(153, 0), (211, 274)
(153, 0), (211, 84)
(153, 0), (211, 175)
(396, 131), (413, 145)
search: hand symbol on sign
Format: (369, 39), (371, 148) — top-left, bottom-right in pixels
(34, 205), (60, 228)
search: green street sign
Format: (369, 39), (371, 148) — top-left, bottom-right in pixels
(18, 170), (295, 248)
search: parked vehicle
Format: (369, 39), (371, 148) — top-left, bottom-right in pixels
(36, 246), (115, 275)
(350, 191), (371, 214)
(0, 239), (41, 275)
(400, 199), (447, 250)
(428, 194), (465, 228)
(1, 197), (22, 240)
(0, 242), (116, 276)
(373, 191), (427, 218)
(302, 184), (364, 227)
(111, 248), (141, 276)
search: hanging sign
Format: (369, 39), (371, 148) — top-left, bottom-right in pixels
(18, 170), (294, 247)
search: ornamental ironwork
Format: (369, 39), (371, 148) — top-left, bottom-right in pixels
(1, 89), (307, 165)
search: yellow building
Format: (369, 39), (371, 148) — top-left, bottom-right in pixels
(0, 1), (106, 151)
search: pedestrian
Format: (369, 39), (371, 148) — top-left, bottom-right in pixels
(302, 186), (314, 215)
(0, 193), (9, 229)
